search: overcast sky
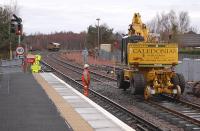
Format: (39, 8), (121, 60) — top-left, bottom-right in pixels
(1, 0), (200, 35)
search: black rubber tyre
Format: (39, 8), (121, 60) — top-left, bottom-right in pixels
(171, 73), (185, 94)
(130, 73), (146, 94)
(117, 70), (130, 90)
(193, 82), (200, 96)
(171, 74), (179, 85)
(177, 73), (185, 93)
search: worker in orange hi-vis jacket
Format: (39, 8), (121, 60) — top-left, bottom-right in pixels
(81, 64), (90, 97)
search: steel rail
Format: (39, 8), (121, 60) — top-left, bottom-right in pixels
(52, 53), (117, 81)
(43, 56), (117, 88)
(148, 96), (200, 127)
(41, 60), (162, 131)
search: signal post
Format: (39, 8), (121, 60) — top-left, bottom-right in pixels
(11, 14), (23, 59)
(10, 14), (26, 71)
(12, 14), (23, 45)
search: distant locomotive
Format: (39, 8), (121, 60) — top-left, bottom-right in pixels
(47, 42), (61, 51)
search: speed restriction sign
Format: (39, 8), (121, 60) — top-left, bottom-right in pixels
(16, 46), (24, 55)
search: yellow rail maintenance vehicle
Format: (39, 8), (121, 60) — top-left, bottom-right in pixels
(117, 13), (185, 100)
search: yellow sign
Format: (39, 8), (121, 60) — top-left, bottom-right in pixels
(128, 43), (178, 65)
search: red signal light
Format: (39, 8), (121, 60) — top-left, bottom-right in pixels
(16, 23), (23, 35)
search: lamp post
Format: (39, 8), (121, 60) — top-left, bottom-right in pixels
(96, 18), (100, 51)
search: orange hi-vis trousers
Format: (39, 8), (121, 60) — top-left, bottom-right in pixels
(83, 85), (89, 97)
(82, 69), (90, 97)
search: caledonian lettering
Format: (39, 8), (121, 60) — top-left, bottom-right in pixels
(130, 48), (177, 55)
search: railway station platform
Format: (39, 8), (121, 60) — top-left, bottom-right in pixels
(34, 73), (134, 131)
(0, 60), (134, 131)
(0, 61), (72, 131)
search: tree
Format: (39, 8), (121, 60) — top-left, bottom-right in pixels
(188, 26), (199, 34)
(0, 1), (19, 58)
(0, 6), (10, 49)
(100, 24), (114, 44)
(24, 31), (87, 51)
(86, 25), (97, 48)
(147, 10), (195, 41)
(86, 24), (114, 48)
(178, 11), (190, 33)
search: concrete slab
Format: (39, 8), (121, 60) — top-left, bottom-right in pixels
(188, 115), (200, 118)
(63, 96), (80, 99)
(60, 92), (77, 96)
(67, 99), (86, 103)
(54, 88), (68, 91)
(178, 121), (188, 128)
(75, 108), (100, 114)
(166, 115), (175, 121)
(96, 127), (123, 131)
(81, 113), (107, 121)
(185, 124), (197, 131)
(158, 113), (169, 119)
(184, 113), (200, 115)
(171, 117), (181, 125)
(192, 127), (200, 131)
(88, 119), (117, 128)
(70, 101), (94, 108)
(182, 111), (198, 113)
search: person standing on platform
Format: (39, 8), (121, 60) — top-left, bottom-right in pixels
(81, 64), (90, 97)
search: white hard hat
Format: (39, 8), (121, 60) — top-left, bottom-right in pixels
(84, 64), (89, 68)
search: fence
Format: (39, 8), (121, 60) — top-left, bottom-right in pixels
(179, 54), (200, 60)
(99, 50), (121, 62)
(176, 58), (200, 81)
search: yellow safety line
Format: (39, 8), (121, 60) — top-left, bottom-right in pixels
(33, 73), (94, 131)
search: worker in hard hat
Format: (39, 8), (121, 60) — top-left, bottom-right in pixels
(81, 64), (90, 97)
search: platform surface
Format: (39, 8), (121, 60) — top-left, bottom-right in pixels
(38, 72), (135, 131)
(0, 61), (72, 131)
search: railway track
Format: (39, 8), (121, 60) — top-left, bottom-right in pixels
(44, 53), (117, 88)
(148, 96), (200, 130)
(42, 52), (200, 130)
(58, 52), (120, 78)
(41, 60), (162, 131)
(138, 96), (200, 130)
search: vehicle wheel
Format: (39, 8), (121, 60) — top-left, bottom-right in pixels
(177, 73), (185, 93)
(171, 74), (179, 85)
(117, 70), (129, 90)
(131, 73), (146, 94)
(130, 79), (135, 94)
(173, 85), (181, 99)
(144, 86), (151, 100)
(193, 81), (200, 96)
(171, 73), (185, 94)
